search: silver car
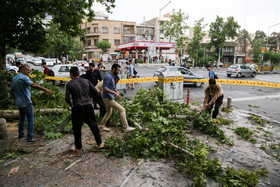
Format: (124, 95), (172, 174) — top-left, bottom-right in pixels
(154, 66), (204, 87)
(226, 64), (256, 78)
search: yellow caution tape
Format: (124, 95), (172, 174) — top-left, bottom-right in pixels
(42, 76), (280, 88)
(182, 79), (280, 88)
(45, 76), (71, 81)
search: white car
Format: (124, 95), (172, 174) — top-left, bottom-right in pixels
(44, 58), (54, 66)
(6, 63), (18, 72)
(51, 64), (83, 85)
(32, 58), (42, 66)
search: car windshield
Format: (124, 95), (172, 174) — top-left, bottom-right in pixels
(229, 65), (238, 69)
(156, 68), (166, 72)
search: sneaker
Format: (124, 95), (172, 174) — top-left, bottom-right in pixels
(124, 126), (135, 133)
(102, 127), (110, 132)
(98, 143), (105, 149)
(26, 138), (40, 142)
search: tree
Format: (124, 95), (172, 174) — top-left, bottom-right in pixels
(209, 16), (240, 64)
(96, 40), (111, 54)
(263, 51), (280, 71)
(249, 39), (265, 71)
(187, 18), (206, 67)
(0, 0), (115, 102)
(253, 30), (266, 42)
(268, 32), (280, 52)
(236, 29), (252, 53)
(161, 9), (189, 63)
(45, 23), (84, 61)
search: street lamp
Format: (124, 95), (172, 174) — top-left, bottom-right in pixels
(158, 1), (171, 64)
(266, 22), (280, 50)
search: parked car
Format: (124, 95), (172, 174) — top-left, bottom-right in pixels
(51, 64), (83, 85)
(44, 58), (55, 66)
(6, 63), (18, 72)
(32, 58), (42, 66)
(226, 64), (256, 78)
(154, 66), (205, 87)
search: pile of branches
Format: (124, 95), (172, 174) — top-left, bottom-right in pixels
(105, 87), (267, 186)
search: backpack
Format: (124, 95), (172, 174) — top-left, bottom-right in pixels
(209, 70), (219, 79)
(49, 69), (55, 76)
(133, 68), (137, 75)
(214, 73), (219, 79)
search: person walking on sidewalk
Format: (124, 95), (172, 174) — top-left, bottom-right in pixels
(65, 66), (104, 152)
(128, 60), (135, 89)
(100, 64), (135, 132)
(95, 76), (120, 127)
(11, 64), (53, 142)
(200, 78), (224, 123)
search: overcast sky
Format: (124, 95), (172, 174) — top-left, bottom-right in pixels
(93, 0), (280, 35)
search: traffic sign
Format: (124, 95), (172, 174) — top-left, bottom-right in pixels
(261, 47), (265, 53)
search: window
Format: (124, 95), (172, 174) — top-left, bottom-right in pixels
(137, 27), (144, 34)
(94, 39), (99, 46)
(114, 27), (120, 34)
(123, 36), (135, 43)
(114, 39), (120, 45)
(103, 39), (109, 41)
(87, 27), (91, 33)
(102, 27), (108, 33)
(59, 66), (70, 72)
(87, 40), (91, 46)
(123, 27), (131, 34)
(93, 27), (98, 33)
(137, 35), (144, 41)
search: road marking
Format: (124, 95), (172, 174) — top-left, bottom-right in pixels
(229, 94), (280, 102)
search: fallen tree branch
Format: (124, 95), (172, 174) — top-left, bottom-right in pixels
(0, 108), (65, 119)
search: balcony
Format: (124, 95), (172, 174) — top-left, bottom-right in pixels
(86, 32), (100, 36)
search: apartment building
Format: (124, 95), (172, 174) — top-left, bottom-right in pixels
(80, 12), (136, 60)
(80, 12), (177, 61)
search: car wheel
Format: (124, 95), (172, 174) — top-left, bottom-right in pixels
(194, 82), (203, 87)
(251, 72), (256, 77)
(227, 74), (231, 77)
(237, 73), (242, 78)
(54, 80), (61, 86)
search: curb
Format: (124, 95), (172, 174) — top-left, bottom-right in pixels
(238, 109), (280, 125)
(258, 71), (280, 74)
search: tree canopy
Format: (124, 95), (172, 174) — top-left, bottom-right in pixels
(209, 16), (240, 61)
(187, 18), (206, 67)
(161, 9), (189, 62)
(96, 40), (111, 54)
(236, 29), (252, 53)
(0, 0), (115, 101)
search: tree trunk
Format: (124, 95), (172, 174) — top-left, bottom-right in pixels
(0, 37), (8, 107)
(0, 108), (65, 119)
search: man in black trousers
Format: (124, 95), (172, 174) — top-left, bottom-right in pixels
(65, 66), (104, 152)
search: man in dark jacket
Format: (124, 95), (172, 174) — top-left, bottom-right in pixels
(85, 63), (102, 86)
(65, 66), (104, 152)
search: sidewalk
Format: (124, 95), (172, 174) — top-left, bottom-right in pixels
(0, 107), (279, 186)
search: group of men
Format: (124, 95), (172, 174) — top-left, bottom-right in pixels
(11, 60), (222, 151)
(11, 62), (135, 152)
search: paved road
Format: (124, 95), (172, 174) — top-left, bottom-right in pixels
(131, 65), (280, 123)
(28, 62), (280, 123)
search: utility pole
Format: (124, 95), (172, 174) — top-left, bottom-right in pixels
(158, 1), (171, 64)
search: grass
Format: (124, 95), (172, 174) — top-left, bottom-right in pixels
(221, 107), (232, 114)
(248, 104), (260, 108)
(248, 114), (267, 125)
(217, 117), (233, 125)
(235, 127), (256, 144)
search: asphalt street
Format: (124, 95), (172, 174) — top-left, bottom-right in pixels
(28, 62), (280, 123)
